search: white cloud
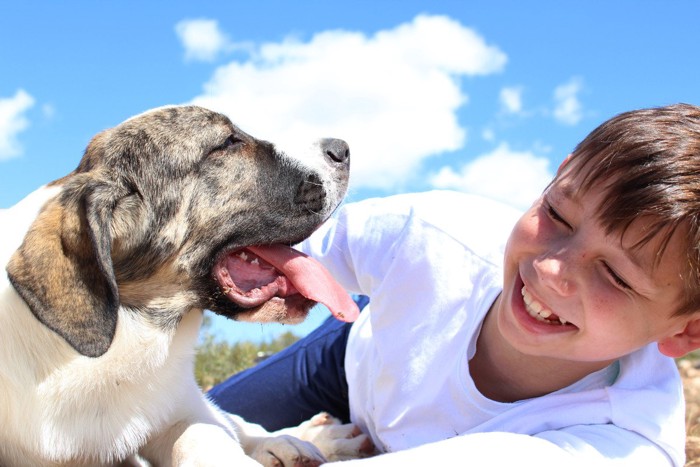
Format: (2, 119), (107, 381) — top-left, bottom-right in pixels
(188, 14), (507, 190)
(175, 19), (235, 62)
(429, 142), (553, 210)
(553, 77), (584, 125)
(499, 86), (523, 114)
(0, 89), (35, 161)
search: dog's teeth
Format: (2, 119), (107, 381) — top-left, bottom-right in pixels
(251, 258), (259, 265)
(238, 252), (249, 261)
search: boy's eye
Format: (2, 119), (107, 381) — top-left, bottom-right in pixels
(546, 203), (571, 229)
(603, 262), (632, 290)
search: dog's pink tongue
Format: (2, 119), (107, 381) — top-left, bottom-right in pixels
(247, 245), (359, 322)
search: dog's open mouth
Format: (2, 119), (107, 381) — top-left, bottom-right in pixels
(213, 244), (359, 322)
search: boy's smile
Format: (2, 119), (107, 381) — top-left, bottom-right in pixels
(475, 168), (699, 401)
(521, 285), (570, 326)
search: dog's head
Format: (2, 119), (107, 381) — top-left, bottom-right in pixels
(7, 105), (357, 357)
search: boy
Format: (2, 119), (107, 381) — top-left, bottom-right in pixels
(210, 103), (700, 465)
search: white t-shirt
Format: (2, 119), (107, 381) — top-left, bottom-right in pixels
(301, 191), (686, 466)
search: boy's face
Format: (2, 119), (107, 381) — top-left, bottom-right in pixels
(499, 169), (694, 364)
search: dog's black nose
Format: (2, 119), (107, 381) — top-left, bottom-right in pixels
(321, 138), (350, 165)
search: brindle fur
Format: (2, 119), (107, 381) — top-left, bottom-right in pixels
(1, 105), (355, 466)
(8, 106), (347, 357)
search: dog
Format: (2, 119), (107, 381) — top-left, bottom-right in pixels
(0, 105), (369, 466)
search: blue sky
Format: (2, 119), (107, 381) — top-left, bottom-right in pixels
(2, 1), (700, 343)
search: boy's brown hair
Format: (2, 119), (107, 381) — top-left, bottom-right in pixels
(562, 103), (700, 315)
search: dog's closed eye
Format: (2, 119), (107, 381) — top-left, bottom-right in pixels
(215, 135), (244, 153)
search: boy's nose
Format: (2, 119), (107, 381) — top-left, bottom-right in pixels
(533, 256), (576, 296)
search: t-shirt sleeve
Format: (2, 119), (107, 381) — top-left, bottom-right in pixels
(299, 196), (413, 296)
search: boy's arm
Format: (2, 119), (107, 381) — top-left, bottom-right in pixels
(322, 426), (675, 466)
(300, 196), (412, 296)
(301, 191), (522, 299)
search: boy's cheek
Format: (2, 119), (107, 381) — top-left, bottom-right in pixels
(509, 211), (549, 251)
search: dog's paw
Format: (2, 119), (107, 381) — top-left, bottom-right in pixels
(294, 412), (377, 462)
(250, 434), (326, 467)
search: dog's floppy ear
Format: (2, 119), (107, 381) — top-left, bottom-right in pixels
(7, 179), (120, 358)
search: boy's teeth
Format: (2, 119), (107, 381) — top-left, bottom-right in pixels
(521, 286), (567, 325)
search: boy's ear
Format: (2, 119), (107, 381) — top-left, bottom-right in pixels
(557, 154), (573, 175)
(657, 317), (700, 358)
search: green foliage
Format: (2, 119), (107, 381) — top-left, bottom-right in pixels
(194, 314), (300, 391)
